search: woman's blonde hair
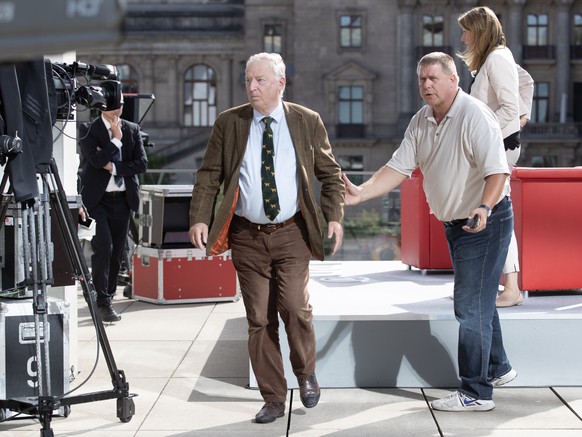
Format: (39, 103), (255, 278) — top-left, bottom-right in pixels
(457, 6), (506, 73)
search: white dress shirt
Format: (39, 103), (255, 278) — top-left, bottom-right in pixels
(102, 115), (125, 192)
(235, 102), (299, 223)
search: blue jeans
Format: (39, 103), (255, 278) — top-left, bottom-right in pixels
(445, 196), (513, 400)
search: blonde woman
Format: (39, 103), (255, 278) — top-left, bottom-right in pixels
(458, 6), (534, 308)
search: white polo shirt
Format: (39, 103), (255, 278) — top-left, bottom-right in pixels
(387, 89), (510, 222)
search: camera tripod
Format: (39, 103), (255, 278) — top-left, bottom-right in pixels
(0, 157), (135, 436)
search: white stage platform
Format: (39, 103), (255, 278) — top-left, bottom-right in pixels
(250, 261), (582, 389)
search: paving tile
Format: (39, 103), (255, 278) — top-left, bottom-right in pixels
(426, 387), (582, 435)
(0, 377), (166, 435)
(140, 376), (288, 434)
(106, 301), (215, 341)
(76, 339), (192, 378)
(209, 298), (246, 315)
(135, 432), (284, 437)
(553, 386), (582, 418)
(174, 339), (249, 379)
(286, 388), (439, 436)
(195, 312), (249, 342)
(77, 299), (215, 342)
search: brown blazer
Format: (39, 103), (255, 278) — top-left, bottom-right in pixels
(189, 101), (344, 260)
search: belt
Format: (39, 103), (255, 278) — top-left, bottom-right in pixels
(443, 196), (507, 227)
(443, 218), (470, 227)
(234, 211), (301, 235)
(103, 191), (126, 198)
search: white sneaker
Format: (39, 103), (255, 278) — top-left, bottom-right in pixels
(490, 368), (518, 387)
(431, 391), (495, 412)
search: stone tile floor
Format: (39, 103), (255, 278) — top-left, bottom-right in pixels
(1, 261), (581, 436)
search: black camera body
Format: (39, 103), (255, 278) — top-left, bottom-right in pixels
(51, 62), (122, 121)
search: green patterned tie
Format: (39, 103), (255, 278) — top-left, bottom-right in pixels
(261, 116), (280, 220)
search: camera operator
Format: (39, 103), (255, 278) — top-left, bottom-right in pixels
(78, 91), (147, 323)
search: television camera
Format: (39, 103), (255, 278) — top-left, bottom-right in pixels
(49, 61), (155, 148)
(51, 61), (122, 121)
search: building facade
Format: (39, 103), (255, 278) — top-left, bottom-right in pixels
(78, 0), (582, 179)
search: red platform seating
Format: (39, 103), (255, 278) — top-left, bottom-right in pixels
(400, 166), (582, 291)
(510, 167), (582, 291)
(400, 169), (452, 272)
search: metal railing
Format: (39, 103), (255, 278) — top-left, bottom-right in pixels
(139, 169), (403, 261)
(522, 122), (582, 138)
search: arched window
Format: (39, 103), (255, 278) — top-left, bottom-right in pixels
(115, 63), (139, 93)
(184, 64), (217, 127)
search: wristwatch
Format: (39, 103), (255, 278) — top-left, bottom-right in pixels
(479, 204), (491, 216)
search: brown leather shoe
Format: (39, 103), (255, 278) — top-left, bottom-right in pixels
(255, 402), (285, 423)
(298, 373), (320, 408)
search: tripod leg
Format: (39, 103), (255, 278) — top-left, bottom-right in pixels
(38, 396), (55, 437)
(22, 201), (56, 434)
(42, 158), (134, 422)
(0, 171), (10, 233)
(36, 198), (53, 396)
(22, 205), (46, 395)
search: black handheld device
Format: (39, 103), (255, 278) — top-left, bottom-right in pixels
(466, 214), (479, 229)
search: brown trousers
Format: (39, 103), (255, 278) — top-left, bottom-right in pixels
(230, 214), (316, 402)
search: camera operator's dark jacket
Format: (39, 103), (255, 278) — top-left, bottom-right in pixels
(0, 59), (53, 204)
(78, 117), (147, 212)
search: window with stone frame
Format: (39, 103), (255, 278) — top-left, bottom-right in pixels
(422, 15), (443, 47)
(573, 14), (582, 59)
(524, 13), (553, 58)
(184, 64), (217, 127)
(527, 13), (549, 45)
(339, 14), (363, 49)
(337, 85), (364, 137)
(415, 14), (450, 58)
(263, 23), (283, 53)
(531, 82), (549, 123)
(575, 14), (582, 43)
(574, 82), (582, 122)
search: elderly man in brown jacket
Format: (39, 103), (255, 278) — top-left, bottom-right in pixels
(189, 52), (344, 424)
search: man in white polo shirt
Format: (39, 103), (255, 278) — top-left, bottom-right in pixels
(343, 52), (516, 412)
